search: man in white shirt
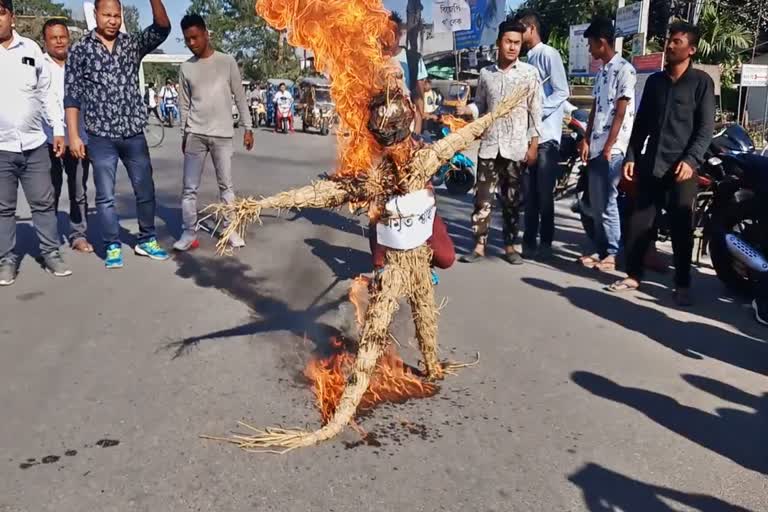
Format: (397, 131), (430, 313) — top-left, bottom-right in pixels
(0, 0), (72, 285)
(578, 16), (636, 272)
(145, 82), (161, 121)
(455, 20), (541, 266)
(42, 19), (93, 253)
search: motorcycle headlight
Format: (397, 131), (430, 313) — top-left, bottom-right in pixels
(708, 157), (722, 166)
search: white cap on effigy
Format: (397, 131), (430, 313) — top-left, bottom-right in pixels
(376, 189), (436, 251)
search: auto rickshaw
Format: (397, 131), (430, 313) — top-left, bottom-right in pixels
(296, 77), (335, 136)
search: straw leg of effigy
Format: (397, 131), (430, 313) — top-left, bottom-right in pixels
(404, 246), (443, 380)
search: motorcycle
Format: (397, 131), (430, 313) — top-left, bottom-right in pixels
(574, 124), (754, 259)
(556, 103), (589, 199)
(703, 125), (767, 295)
(251, 99), (267, 127)
(162, 97), (179, 128)
(425, 122), (476, 196)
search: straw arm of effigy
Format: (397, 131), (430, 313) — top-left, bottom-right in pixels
(210, 179), (351, 251)
(404, 85), (531, 190)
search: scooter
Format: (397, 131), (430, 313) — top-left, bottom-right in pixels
(251, 100), (267, 127)
(275, 101), (293, 134)
(162, 97), (179, 128)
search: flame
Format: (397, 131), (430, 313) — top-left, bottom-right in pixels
(304, 275), (438, 423)
(440, 115), (469, 133)
(257, 0), (396, 175)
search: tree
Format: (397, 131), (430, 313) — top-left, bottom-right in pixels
(696, 1), (753, 88)
(13, 0), (70, 17)
(123, 4), (141, 34)
(186, 0), (302, 81)
(516, 0), (618, 43)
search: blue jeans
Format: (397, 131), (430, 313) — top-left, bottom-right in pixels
(88, 133), (157, 247)
(587, 154), (623, 257)
(523, 140), (560, 248)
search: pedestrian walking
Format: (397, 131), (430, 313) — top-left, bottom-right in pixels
(456, 20), (541, 266)
(577, 16), (636, 272)
(608, 22), (715, 306)
(42, 18), (94, 254)
(0, 0), (73, 286)
(174, 13), (254, 251)
(514, 9), (570, 259)
(64, 0), (172, 269)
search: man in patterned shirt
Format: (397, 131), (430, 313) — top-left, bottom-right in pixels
(577, 16), (635, 273)
(64, 0), (171, 269)
(456, 20), (541, 266)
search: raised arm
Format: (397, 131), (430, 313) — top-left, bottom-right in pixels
(136, 0), (171, 58)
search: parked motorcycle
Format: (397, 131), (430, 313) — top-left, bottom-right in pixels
(425, 122), (476, 196)
(556, 103), (589, 199)
(703, 126), (767, 295)
(574, 123), (755, 261)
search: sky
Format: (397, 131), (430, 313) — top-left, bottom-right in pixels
(62, 0), (521, 54)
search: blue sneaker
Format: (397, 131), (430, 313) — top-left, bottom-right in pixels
(430, 269), (440, 286)
(105, 243), (123, 269)
(134, 238), (169, 261)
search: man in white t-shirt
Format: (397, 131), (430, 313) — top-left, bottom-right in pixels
(273, 82), (294, 133)
(42, 18), (93, 253)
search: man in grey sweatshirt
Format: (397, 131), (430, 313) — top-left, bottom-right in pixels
(175, 13), (254, 251)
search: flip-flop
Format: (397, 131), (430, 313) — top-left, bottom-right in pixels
(594, 258), (616, 272)
(459, 252), (485, 264)
(578, 255), (600, 268)
(606, 279), (639, 293)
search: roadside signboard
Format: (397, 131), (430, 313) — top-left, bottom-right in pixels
(615, 2), (644, 38)
(433, 0), (472, 33)
(740, 64), (768, 87)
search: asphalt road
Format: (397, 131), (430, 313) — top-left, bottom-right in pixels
(1, 126), (766, 512)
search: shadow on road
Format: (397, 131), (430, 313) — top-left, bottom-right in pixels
(522, 278), (768, 375)
(572, 371), (768, 475)
(161, 250), (346, 359)
(569, 462), (754, 511)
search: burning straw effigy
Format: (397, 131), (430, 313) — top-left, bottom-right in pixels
(203, 0), (533, 453)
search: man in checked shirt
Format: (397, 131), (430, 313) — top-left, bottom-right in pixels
(456, 20), (541, 266)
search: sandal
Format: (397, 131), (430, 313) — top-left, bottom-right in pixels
(594, 257), (616, 272)
(607, 278), (640, 293)
(578, 254), (600, 268)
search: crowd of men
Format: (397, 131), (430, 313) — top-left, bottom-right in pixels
(1, 0), (766, 327)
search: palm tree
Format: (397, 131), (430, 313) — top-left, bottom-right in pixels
(696, 1), (753, 87)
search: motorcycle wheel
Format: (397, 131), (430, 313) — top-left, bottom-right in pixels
(320, 121), (329, 136)
(444, 166), (475, 195)
(708, 199), (761, 296)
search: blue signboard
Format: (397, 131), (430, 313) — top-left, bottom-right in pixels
(454, 0), (506, 50)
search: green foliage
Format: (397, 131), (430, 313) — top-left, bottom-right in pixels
(696, 1), (754, 89)
(516, 0), (617, 43)
(186, 0), (303, 82)
(13, 0), (70, 17)
(123, 5), (141, 34)
(143, 62), (179, 87)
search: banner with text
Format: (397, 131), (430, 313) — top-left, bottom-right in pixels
(433, 0), (472, 33)
(454, 0), (507, 50)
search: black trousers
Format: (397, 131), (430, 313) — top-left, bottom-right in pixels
(523, 140), (561, 248)
(625, 170), (698, 287)
(49, 145), (89, 242)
